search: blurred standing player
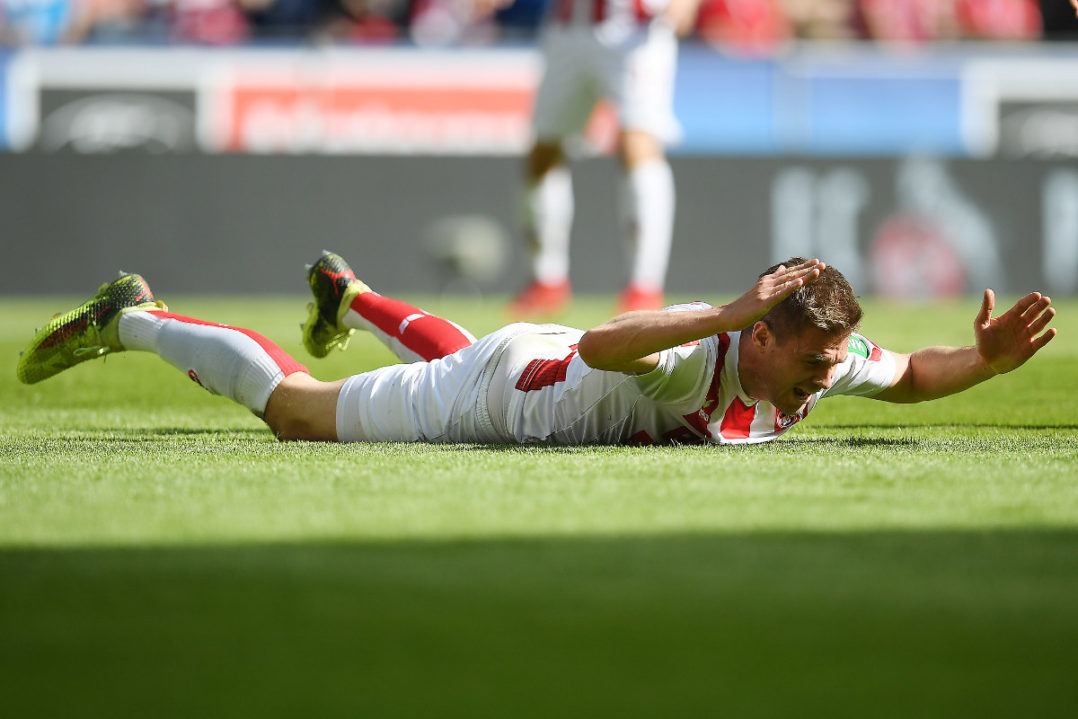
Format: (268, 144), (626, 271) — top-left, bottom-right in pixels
(497, 0), (702, 318)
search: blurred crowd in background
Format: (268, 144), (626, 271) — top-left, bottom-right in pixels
(1, 0), (1076, 51)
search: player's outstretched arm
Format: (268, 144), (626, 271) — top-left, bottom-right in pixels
(578, 259), (825, 374)
(874, 290), (1056, 403)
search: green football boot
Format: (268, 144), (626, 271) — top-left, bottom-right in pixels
(16, 273), (166, 385)
(301, 251), (371, 358)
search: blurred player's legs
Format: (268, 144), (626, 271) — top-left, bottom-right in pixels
(509, 140), (574, 319)
(509, 22), (678, 318)
(618, 129), (674, 313)
(304, 251), (476, 363)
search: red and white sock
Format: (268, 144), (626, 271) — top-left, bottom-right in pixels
(341, 293), (475, 364)
(622, 159), (674, 291)
(525, 165), (574, 285)
(118, 310), (308, 417)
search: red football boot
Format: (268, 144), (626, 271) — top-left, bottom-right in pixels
(508, 279), (571, 320)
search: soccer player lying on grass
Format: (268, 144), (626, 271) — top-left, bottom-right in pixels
(17, 253), (1056, 445)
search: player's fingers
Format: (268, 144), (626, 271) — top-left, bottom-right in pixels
(975, 289), (994, 327)
(790, 258), (824, 274)
(1032, 327), (1057, 352)
(1027, 306), (1056, 335)
(1007, 292), (1042, 320)
(1019, 293), (1049, 322)
(776, 268), (819, 294)
(782, 261), (824, 284)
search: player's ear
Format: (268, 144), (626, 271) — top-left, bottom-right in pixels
(750, 321), (773, 349)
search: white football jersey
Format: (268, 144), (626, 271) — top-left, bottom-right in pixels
(336, 307), (897, 446)
(496, 304), (897, 446)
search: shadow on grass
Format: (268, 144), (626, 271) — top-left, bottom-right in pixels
(3, 530), (1077, 718)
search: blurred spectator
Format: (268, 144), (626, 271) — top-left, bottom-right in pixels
(239, 0), (323, 40)
(319, 0), (406, 43)
(852, 0), (960, 46)
(1042, 0), (1078, 38)
(491, 0), (541, 40)
(1, 0), (89, 44)
(168, 0), (249, 43)
(410, 0), (495, 45)
(851, 0), (1042, 46)
(955, 0), (1041, 40)
(80, 0), (158, 43)
(696, 0), (793, 55)
(0, 0), (1060, 46)
(781, 0), (858, 40)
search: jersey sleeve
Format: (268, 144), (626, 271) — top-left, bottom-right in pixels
(631, 302), (716, 409)
(825, 332), (898, 398)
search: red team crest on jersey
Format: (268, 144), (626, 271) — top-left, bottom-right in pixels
(775, 408), (804, 431)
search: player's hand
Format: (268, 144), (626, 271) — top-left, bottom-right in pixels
(722, 259), (825, 330)
(974, 289), (1057, 374)
(1071, 0), (1078, 19)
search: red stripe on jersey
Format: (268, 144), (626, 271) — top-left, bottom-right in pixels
(682, 333), (731, 437)
(515, 352), (577, 392)
(869, 344), (882, 362)
(351, 293), (472, 361)
(633, 0), (649, 21)
(554, 0), (572, 22)
(148, 311), (308, 377)
(720, 397), (757, 440)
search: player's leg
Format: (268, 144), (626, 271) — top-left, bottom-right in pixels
(509, 27), (596, 319)
(617, 129), (674, 312)
(263, 373), (344, 441)
(509, 139), (574, 318)
(303, 251), (475, 364)
(608, 27), (680, 313)
(17, 272), (332, 439)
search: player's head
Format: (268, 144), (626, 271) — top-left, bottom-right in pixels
(758, 258), (862, 341)
(745, 259), (862, 416)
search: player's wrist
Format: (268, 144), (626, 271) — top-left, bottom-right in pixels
(973, 345), (1002, 377)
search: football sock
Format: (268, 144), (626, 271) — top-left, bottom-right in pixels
(525, 164), (574, 285)
(341, 293), (475, 363)
(118, 310), (308, 417)
(623, 159), (674, 291)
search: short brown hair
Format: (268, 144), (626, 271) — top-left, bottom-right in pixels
(759, 257), (863, 339)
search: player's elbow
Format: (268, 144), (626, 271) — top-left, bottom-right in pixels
(577, 329), (614, 370)
(577, 332), (602, 368)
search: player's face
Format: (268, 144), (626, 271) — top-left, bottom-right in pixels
(760, 326), (850, 416)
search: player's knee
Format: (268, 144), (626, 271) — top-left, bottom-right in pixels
(528, 141), (563, 178)
(263, 373), (341, 442)
(619, 130), (663, 169)
(268, 414), (319, 442)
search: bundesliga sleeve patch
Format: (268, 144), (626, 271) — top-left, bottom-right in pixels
(848, 335), (883, 362)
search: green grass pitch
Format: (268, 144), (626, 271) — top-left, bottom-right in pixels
(2, 293), (1077, 717)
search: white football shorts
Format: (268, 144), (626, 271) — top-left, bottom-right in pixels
(532, 23), (681, 144)
(335, 323), (582, 444)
